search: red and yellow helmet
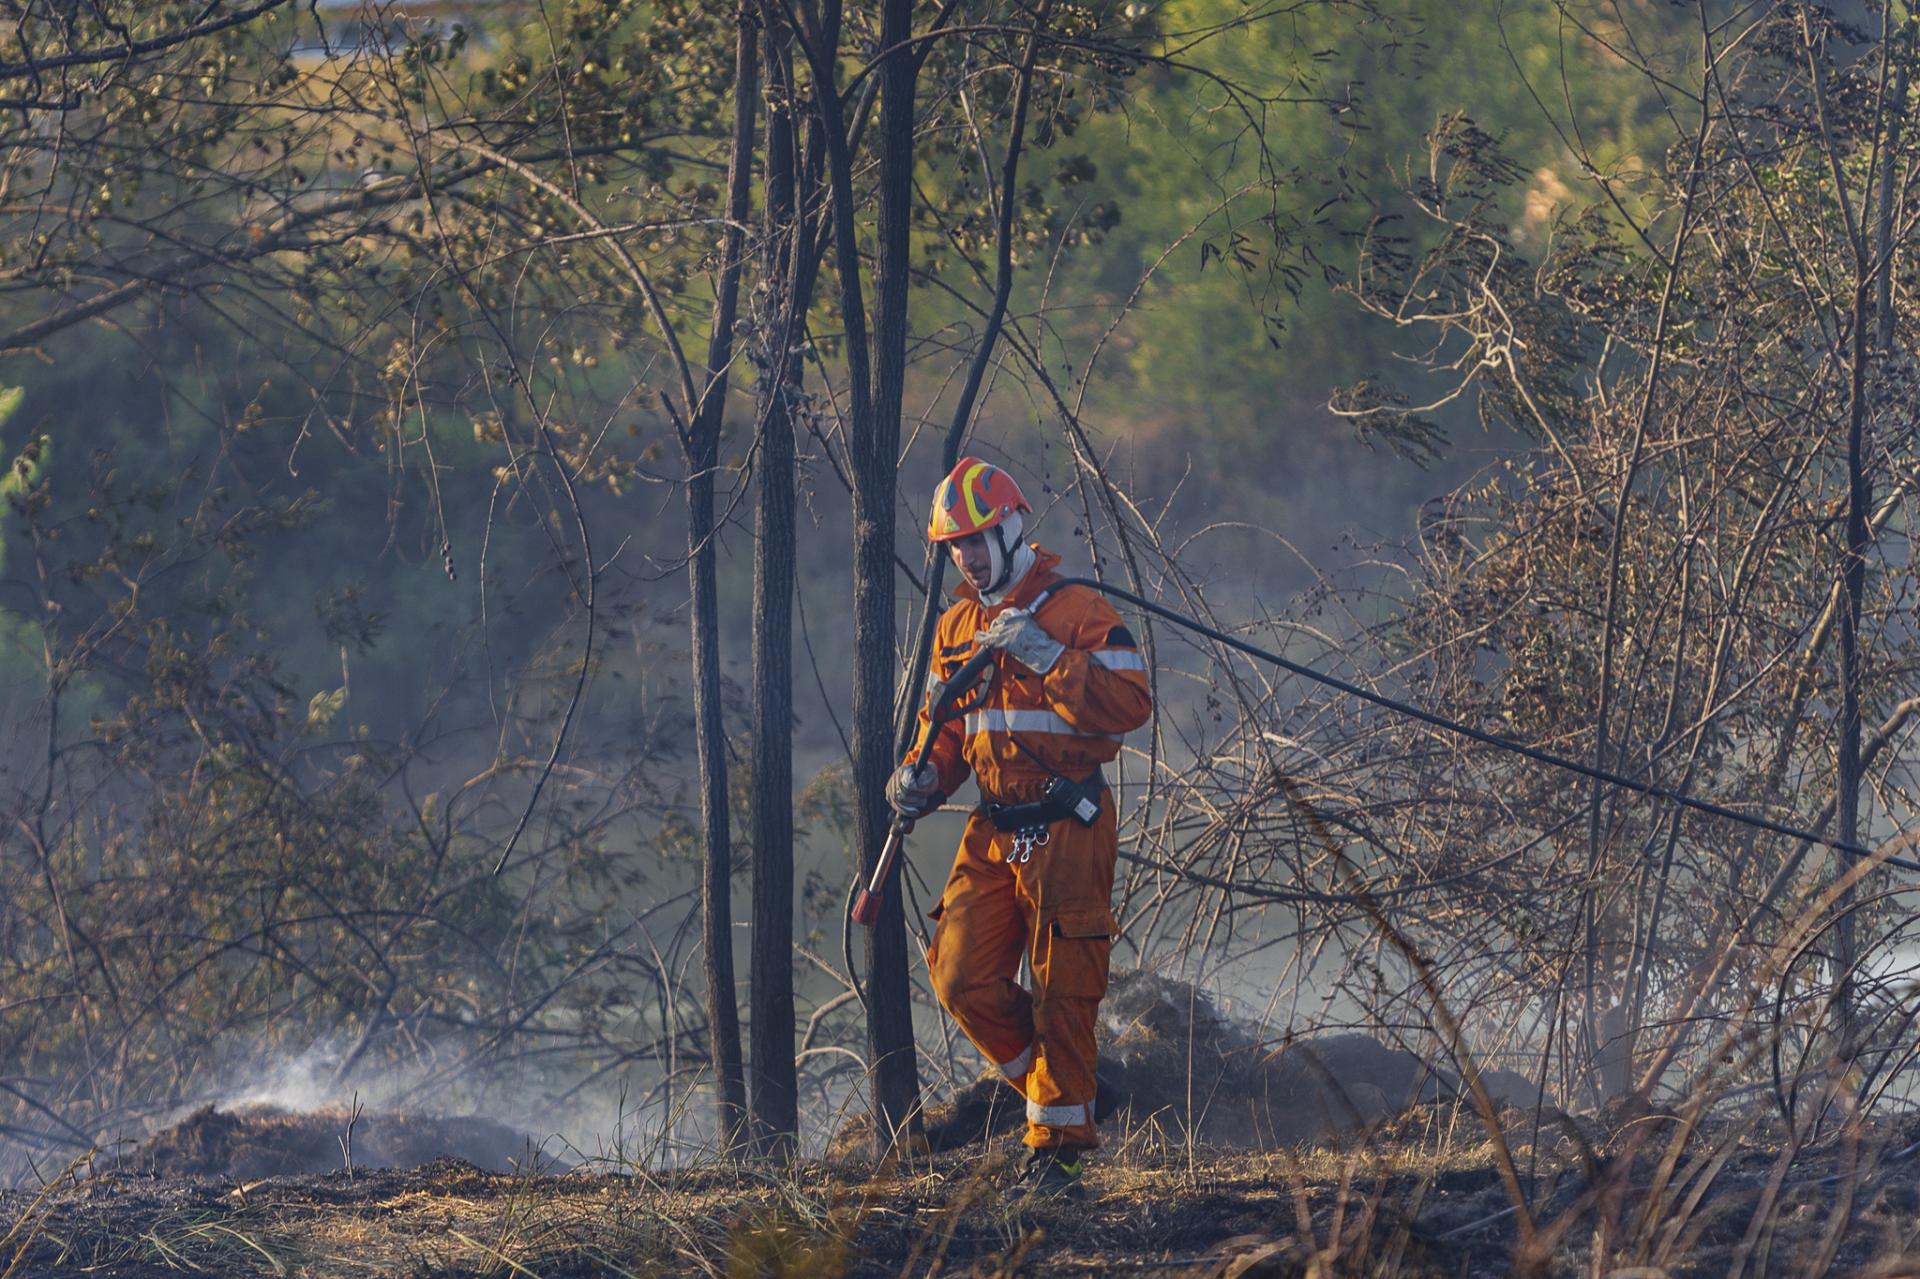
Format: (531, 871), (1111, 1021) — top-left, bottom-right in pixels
(928, 457), (1031, 542)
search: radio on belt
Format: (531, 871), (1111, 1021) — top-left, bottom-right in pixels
(1049, 773), (1103, 826)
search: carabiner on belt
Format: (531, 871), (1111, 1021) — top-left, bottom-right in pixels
(1007, 824), (1052, 865)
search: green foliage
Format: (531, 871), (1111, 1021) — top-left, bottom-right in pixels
(999, 0), (1692, 477)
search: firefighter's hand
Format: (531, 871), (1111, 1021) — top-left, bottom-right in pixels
(886, 763), (944, 819)
(977, 607), (1065, 675)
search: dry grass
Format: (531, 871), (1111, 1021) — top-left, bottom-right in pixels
(12, 1098), (1920, 1277)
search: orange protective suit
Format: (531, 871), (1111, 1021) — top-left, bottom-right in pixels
(914, 546), (1152, 1150)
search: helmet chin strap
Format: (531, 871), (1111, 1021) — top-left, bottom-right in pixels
(982, 510), (1030, 601)
(988, 526), (1013, 593)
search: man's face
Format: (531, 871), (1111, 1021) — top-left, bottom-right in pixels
(949, 530), (994, 591)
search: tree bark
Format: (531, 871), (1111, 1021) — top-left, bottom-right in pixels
(855, 0), (925, 1157)
(747, 0), (799, 1158)
(1804, 2), (1904, 1051)
(1833, 280), (1869, 1054)
(688, 453), (744, 1150)
(687, 2), (761, 1152)
(746, 401), (797, 1158)
(793, 0), (923, 1153)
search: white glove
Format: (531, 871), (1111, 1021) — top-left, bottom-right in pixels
(886, 763), (943, 819)
(977, 607), (1066, 675)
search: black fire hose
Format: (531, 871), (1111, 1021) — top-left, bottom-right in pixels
(1042, 577), (1920, 875)
(851, 645), (996, 927)
(841, 645), (996, 1012)
(841, 575), (1919, 1010)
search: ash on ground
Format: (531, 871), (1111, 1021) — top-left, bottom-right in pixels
(108, 1104), (554, 1179)
(909, 969), (1544, 1153)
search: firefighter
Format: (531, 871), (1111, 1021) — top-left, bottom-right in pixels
(887, 457), (1152, 1199)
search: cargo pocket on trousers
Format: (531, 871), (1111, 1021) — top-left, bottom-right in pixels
(1043, 906), (1117, 1000)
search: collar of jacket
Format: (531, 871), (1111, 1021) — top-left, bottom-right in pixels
(955, 544), (1060, 612)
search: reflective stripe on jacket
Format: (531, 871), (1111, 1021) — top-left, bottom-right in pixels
(913, 545), (1152, 803)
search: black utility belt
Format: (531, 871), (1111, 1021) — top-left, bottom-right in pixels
(980, 769), (1105, 831)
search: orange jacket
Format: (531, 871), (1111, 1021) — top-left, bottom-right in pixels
(911, 546), (1151, 804)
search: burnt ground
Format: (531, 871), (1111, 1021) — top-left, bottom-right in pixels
(105, 1105), (549, 1180)
(10, 982), (1920, 1276)
(8, 1101), (1920, 1277)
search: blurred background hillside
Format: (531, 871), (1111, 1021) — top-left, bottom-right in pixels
(0, 0), (1687, 755)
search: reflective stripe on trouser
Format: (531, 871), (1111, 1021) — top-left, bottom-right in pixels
(926, 799), (1117, 1151)
(1027, 1099), (1089, 1127)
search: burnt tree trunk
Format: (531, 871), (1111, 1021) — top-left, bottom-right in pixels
(855, 0), (925, 1155)
(795, 0), (924, 1153)
(1807, 4), (1905, 1052)
(1833, 280), (1868, 1053)
(747, 0), (802, 1158)
(686, 2), (760, 1151)
(687, 445), (744, 1150)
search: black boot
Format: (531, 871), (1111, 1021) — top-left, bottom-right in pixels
(1012, 1146), (1087, 1202)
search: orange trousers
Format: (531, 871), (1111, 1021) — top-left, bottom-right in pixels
(926, 797), (1118, 1150)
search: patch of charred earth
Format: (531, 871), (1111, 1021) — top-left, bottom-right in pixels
(0, 1136), (1529, 1278)
(0, 1144), (1494, 1278)
(7, 1111), (1920, 1276)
